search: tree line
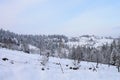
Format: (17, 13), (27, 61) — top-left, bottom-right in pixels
(0, 29), (120, 72)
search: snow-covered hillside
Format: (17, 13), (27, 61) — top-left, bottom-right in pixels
(0, 48), (120, 80)
(67, 35), (113, 47)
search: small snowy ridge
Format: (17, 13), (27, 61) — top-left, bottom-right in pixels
(0, 48), (120, 80)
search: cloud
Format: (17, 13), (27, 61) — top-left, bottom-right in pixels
(0, 0), (120, 37)
(60, 5), (120, 36)
(0, 0), (46, 29)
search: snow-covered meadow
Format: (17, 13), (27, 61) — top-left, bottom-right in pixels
(0, 48), (120, 80)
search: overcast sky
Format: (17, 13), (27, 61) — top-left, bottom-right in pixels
(0, 0), (120, 37)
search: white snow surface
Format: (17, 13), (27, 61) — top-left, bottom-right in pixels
(29, 45), (39, 50)
(0, 48), (120, 80)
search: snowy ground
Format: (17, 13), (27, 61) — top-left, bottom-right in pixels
(0, 48), (120, 80)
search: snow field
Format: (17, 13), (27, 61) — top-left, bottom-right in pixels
(0, 48), (120, 80)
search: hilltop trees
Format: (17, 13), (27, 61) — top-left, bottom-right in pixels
(67, 39), (120, 71)
(68, 46), (83, 66)
(1, 28), (120, 72)
(0, 29), (68, 54)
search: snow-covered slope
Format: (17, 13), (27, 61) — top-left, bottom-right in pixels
(0, 48), (120, 80)
(67, 35), (113, 47)
(28, 44), (40, 54)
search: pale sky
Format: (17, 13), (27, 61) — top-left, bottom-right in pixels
(0, 0), (120, 37)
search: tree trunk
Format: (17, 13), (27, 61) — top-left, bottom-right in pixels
(118, 66), (120, 72)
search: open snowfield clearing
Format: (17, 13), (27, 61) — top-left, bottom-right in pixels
(0, 48), (120, 80)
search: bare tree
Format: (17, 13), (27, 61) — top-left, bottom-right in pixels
(116, 56), (120, 72)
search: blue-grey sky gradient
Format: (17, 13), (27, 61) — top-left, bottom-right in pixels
(0, 0), (120, 37)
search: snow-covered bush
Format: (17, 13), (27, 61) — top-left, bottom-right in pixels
(41, 52), (50, 66)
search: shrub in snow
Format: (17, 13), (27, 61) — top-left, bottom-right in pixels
(55, 63), (60, 65)
(89, 67), (92, 70)
(2, 58), (9, 61)
(66, 65), (68, 67)
(41, 68), (45, 71)
(47, 68), (49, 70)
(72, 67), (79, 70)
(93, 67), (97, 72)
(69, 67), (73, 69)
(10, 60), (14, 64)
(41, 52), (50, 66)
